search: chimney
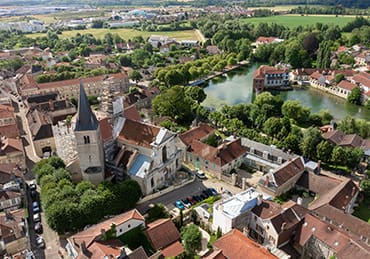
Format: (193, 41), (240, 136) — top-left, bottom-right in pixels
(265, 176), (269, 187)
(81, 241), (87, 254)
(281, 222), (287, 231)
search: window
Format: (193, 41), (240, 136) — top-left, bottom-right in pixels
(162, 146), (167, 163)
(128, 224), (131, 228)
(84, 136), (90, 144)
(151, 178), (154, 188)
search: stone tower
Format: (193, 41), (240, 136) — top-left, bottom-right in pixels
(74, 81), (105, 184)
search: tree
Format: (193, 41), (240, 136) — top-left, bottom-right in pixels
(316, 41), (332, 68)
(300, 127), (322, 160)
(316, 141), (333, 163)
(129, 70), (143, 83)
(347, 86), (362, 105)
(263, 117), (283, 139)
(335, 73), (345, 84)
(302, 33), (319, 56)
(181, 224), (202, 257)
(185, 86), (206, 104)
(145, 204), (170, 223)
(360, 180), (370, 198)
(152, 86), (195, 124)
(282, 100), (310, 124)
(331, 146), (346, 166)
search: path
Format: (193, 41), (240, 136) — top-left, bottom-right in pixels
(195, 29), (206, 43)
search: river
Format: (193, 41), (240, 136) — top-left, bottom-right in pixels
(202, 64), (370, 121)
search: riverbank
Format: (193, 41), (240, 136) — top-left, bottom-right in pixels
(202, 64), (370, 120)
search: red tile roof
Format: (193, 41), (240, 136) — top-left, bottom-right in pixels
(145, 218), (181, 250)
(179, 124), (215, 146)
(0, 137), (23, 153)
(84, 240), (124, 259)
(0, 163), (22, 184)
(337, 80), (357, 91)
(272, 157), (304, 186)
(35, 73), (127, 90)
(118, 119), (160, 148)
(0, 104), (15, 118)
(123, 105), (142, 122)
(256, 36), (278, 44)
(353, 73), (370, 88)
(70, 209), (144, 248)
(161, 241), (184, 257)
(0, 124), (20, 139)
(213, 229), (277, 259)
(99, 118), (113, 143)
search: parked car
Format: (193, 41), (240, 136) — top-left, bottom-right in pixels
(175, 200), (184, 210)
(187, 196), (196, 205)
(193, 195), (201, 203)
(223, 190), (233, 196)
(209, 188), (218, 196)
(34, 222), (43, 234)
(205, 188), (214, 196)
(195, 170), (207, 179)
(29, 182), (36, 191)
(32, 201), (40, 213)
(30, 190), (37, 200)
(33, 213), (41, 222)
(35, 235), (45, 249)
(182, 198), (191, 208)
(200, 193), (207, 200)
(202, 190), (210, 198)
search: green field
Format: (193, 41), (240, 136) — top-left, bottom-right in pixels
(242, 14), (358, 28)
(27, 28), (201, 41)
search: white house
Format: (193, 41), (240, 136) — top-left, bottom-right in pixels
(212, 188), (270, 234)
(66, 209), (145, 258)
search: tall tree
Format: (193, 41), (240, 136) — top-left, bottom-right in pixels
(300, 127), (322, 160)
(181, 224), (202, 257)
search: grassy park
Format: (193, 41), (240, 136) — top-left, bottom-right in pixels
(242, 14), (360, 28)
(27, 28), (201, 41)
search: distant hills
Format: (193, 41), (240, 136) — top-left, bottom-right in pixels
(0, 0), (368, 9)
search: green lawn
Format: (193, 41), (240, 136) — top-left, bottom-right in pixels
(353, 200), (370, 223)
(241, 14), (359, 28)
(27, 28), (200, 41)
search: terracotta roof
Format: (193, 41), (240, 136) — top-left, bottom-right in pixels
(127, 246), (148, 259)
(253, 65), (287, 80)
(37, 73), (127, 90)
(313, 205), (370, 240)
(0, 124), (20, 139)
(0, 163), (22, 184)
(296, 171), (342, 195)
(0, 190), (21, 202)
(0, 137), (23, 154)
(339, 134), (363, 147)
(0, 104), (15, 118)
(118, 119), (161, 149)
(256, 36), (277, 43)
(298, 214), (370, 258)
(19, 74), (38, 90)
(337, 80), (357, 91)
(145, 218), (181, 250)
(161, 240), (184, 257)
(251, 200), (282, 219)
(123, 105), (142, 122)
(0, 209), (26, 241)
(322, 130), (345, 145)
(213, 229), (277, 259)
(179, 124), (215, 146)
(99, 118), (113, 143)
(337, 46), (348, 53)
(203, 249), (227, 259)
(353, 73), (370, 88)
(272, 157), (305, 186)
(82, 239), (123, 259)
(70, 209), (144, 248)
(26, 109), (53, 140)
(310, 71), (323, 80)
(309, 178), (358, 212)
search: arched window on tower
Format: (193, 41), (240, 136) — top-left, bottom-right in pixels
(162, 146), (167, 163)
(84, 136), (90, 144)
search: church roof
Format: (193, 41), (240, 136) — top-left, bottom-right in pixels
(75, 81), (99, 131)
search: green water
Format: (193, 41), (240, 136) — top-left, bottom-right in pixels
(202, 64), (370, 121)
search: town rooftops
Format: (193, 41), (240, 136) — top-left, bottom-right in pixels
(337, 80), (357, 91)
(70, 209), (144, 248)
(298, 214), (370, 258)
(271, 156), (305, 187)
(145, 218), (182, 251)
(99, 118), (113, 143)
(0, 104), (15, 118)
(353, 72), (370, 87)
(213, 229), (277, 259)
(118, 118), (175, 149)
(0, 163), (22, 184)
(179, 123), (215, 146)
(0, 209), (26, 242)
(26, 109), (53, 140)
(256, 36), (282, 44)
(215, 188), (270, 219)
(0, 136), (23, 154)
(296, 170), (341, 196)
(322, 129), (369, 150)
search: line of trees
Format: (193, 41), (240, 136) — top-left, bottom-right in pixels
(34, 157), (142, 234)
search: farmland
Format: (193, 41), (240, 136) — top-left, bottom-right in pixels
(27, 28), (201, 41)
(242, 14), (359, 28)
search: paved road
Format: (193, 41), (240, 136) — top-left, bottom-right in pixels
(136, 177), (242, 214)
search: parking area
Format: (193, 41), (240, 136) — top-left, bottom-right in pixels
(136, 174), (242, 214)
